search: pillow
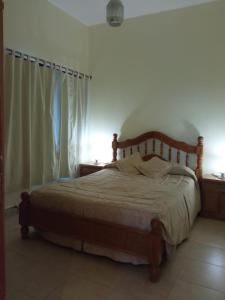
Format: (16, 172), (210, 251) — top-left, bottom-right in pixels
(169, 163), (197, 182)
(106, 153), (143, 175)
(136, 156), (171, 178)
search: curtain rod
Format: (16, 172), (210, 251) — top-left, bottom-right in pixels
(5, 48), (92, 80)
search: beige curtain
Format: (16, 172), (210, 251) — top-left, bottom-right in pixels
(5, 54), (89, 207)
(58, 72), (88, 178)
(5, 54), (56, 205)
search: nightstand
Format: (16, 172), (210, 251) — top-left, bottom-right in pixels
(79, 162), (108, 177)
(201, 175), (225, 220)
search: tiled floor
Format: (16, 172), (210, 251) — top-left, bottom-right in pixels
(5, 208), (225, 300)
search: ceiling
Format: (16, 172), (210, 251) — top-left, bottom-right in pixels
(48, 0), (216, 26)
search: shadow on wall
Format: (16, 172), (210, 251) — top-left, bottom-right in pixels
(119, 103), (200, 146)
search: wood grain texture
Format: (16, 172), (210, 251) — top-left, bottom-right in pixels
(112, 131), (203, 179)
(115, 131), (197, 152)
(0, 2), (4, 299)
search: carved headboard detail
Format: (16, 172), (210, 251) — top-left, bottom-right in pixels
(112, 131), (203, 179)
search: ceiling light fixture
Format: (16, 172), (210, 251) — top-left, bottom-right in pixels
(106, 0), (124, 27)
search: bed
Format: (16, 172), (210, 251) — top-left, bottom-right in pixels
(19, 131), (203, 282)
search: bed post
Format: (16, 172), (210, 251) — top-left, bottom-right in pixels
(196, 136), (203, 179)
(148, 219), (165, 282)
(19, 192), (30, 239)
(112, 133), (118, 162)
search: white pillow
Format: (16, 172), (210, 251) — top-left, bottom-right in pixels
(136, 156), (171, 178)
(169, 163), (197, 182)
(114, 153), (143, 175)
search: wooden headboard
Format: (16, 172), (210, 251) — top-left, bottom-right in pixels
(112, 131), (203, 179)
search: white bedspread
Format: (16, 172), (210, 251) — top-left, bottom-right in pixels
(31, 169), (200, 246)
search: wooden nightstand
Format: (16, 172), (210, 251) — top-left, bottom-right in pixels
(201, 175), (225, 220)
(79, 162), (107, 177)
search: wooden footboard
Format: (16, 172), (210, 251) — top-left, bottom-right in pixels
(19, 192), (166, 282)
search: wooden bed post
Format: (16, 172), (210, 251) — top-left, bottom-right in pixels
(196, 136), (203, 179)
(112, 133), (118, 162)
(19, 192), (30, 239)
(148, 219), (164, 282)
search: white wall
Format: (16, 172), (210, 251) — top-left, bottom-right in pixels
(4, 0), (89, 73)
(89, 0), (225, 174)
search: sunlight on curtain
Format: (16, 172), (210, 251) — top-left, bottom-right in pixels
(53, 71), (61, 158)
(58, 73), (88, 178)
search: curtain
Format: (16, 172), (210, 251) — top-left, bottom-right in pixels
(58, 72), (88, 178)
(5, 54), (56, 199)
(5, 53), (89, 207)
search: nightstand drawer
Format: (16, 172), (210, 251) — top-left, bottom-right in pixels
(218, 192), (225, 216)
(201, 175), (225, 220)
(202, 188), (218, 213)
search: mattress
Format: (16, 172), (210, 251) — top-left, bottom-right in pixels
(31, 168), (200, 263)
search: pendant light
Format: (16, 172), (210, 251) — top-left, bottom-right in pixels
(106, 0), (124, 27)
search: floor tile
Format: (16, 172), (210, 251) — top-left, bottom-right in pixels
(180, 259), (225, 293)
(190, 218), (225, 249)
(69, 251), (131, 288)
(6, 249), (70, 300)
(108, 289), (166, 300)
(6, 288), (37, 300)
(177, 240), (225, 267)
(5, 210), (225, 300)
(44, 275), (113, 300)
(167, 280), (225, 300)
(111, 258), (181, 298)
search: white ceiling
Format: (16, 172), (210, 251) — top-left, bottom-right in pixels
(48, 0), (216, 26)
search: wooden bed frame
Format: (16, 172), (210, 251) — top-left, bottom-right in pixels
(19, 131), (203, 282)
